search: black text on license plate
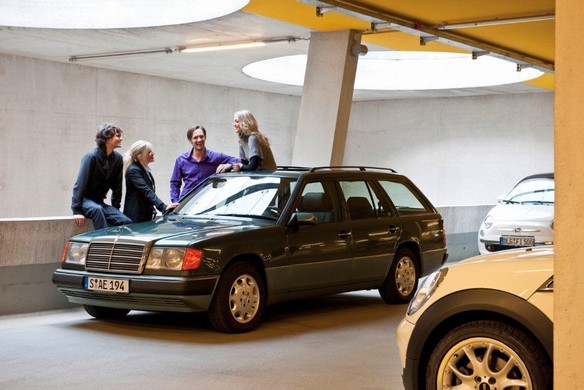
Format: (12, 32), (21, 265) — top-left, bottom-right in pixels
(500, 236), (535, 247)
(85, 277), (129, 294)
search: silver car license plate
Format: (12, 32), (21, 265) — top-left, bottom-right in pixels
(85, 276), (130, 293)
(500, 235), (535, 247)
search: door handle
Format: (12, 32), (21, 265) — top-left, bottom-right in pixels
(338, 230), (352, 239)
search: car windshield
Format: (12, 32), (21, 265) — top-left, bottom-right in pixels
(174, 175), (297, 220)
(504, 177), (554, 204)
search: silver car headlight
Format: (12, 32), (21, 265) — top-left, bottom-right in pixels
(407, 267), (448, 316)
(146, 247), (202, 271)
(62, 241), (89, 265)
(481, 215), (493, 229)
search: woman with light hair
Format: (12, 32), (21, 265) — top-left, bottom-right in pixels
(230, 110), (277, 171)
(123, 140), (177, 223)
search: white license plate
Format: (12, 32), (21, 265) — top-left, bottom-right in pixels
(85, 277), (129, 294)
(500, 235), (535, 247)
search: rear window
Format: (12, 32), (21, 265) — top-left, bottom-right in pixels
(378, 180), (429, 215)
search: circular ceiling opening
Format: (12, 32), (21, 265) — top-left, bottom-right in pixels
(243, 51), (544, 90)
(0, 0), (249, 29)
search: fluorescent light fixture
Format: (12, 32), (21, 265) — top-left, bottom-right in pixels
(242, 51), (544, 91)
(179, 37), (302, 54)
(0, 0), (249, 29)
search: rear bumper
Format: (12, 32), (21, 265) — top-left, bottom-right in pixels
(52, 269), (219, 312)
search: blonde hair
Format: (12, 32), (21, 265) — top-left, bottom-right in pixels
(234, 110), (271, 147)
(123, 140), (153, 174)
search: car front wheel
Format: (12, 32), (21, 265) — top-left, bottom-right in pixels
(84, 305), (130, 319)
(426, 320), (552, 389)
(208, 262), (265, 333)
(379, 248), (418, 304)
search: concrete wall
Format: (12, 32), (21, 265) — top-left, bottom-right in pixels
(0, 53), (300, 219)
(1, 53), (553, 219)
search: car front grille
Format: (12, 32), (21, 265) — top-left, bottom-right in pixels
(86, 238), (148, 274)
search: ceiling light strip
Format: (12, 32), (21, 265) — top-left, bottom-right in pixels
(307, 0), (554, 73)
(179, 37), (302, 54)
(439, 15), (555, 30)
(68, 37), (304, 62)
(69, 48), (173, 62)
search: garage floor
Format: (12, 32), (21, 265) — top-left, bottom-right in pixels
(0, 290), (406, 389)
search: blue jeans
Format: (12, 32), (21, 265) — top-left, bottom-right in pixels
(81, 199), (132, 230)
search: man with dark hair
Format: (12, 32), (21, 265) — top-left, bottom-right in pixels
(71, 123), (132, 230)
(170, 125), (239, 203)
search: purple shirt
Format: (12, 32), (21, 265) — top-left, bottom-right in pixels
(170, 148), (239, 202)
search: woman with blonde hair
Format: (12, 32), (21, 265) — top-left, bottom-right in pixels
(230, 110), (277, 171)
(123, 140), (176, 223)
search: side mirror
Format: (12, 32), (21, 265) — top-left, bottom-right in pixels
(288, 212), (318, 226)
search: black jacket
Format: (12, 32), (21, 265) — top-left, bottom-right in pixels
(123, 161), (167, 223)
(71, 147), (124, 214)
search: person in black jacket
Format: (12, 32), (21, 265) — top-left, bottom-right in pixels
(71, 123), (132, 230)
(123, 140), (177, 223)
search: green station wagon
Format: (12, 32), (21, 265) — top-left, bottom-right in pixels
(53, 167), (448, 333)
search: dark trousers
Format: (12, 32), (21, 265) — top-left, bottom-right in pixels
(81, 198), (132, 230)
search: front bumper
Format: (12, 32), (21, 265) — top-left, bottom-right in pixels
(52, 269), (219, 313)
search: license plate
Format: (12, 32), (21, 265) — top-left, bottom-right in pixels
(500, 235), (535, 247)
(85, 277), (129, 294)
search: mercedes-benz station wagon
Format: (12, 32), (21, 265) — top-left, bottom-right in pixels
(53, 166), (448, 333)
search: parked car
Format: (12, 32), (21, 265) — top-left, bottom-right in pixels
(396, 246), (553, 389)
(53, 166), (447, 333)
(478, 173), (554, 255)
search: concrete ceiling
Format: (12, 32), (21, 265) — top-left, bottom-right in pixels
(0, 0), (555, 101)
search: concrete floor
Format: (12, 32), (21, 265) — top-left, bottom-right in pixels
(0, 290), (407, 389)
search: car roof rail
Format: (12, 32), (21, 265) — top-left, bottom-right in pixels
(276, 166), (312, 171)
(310, 166), (397, 173)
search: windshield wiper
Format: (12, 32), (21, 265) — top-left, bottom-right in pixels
(213, 213), (278, 221)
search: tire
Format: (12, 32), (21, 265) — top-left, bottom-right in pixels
(378, 248), (418, 304)
(426, 320), (552, 390)
(84, 305), (130, 319)
(208, 262), (265, 333)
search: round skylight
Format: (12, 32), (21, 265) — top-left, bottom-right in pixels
(0, 0), (249, 29)
(243, 51), (544, 90)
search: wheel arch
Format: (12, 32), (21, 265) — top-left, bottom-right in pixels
(405, 289), (553, 389)
(394, 241), (421, 272)
(220, 253), (267, 291)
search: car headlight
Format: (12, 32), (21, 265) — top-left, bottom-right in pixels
(61, 241), (89, 265)
(146, 247), (202, 271)
(481, 215), (493, 229)
(407, 267), (448, 316)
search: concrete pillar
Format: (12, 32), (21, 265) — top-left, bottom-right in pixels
(555, 0), (584, 387)
(291, 30), (363, 166)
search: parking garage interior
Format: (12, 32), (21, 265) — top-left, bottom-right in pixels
(0, 0), (581, 388)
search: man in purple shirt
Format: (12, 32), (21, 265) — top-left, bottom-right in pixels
(170, 125), (240, 202)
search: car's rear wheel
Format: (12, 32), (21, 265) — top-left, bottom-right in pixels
(208, 262), (265, 333)
(84, 305), (130, 319)
(426, 320), (552, 390)
(378, 248), (418, 304)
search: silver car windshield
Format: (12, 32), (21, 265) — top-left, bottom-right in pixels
(175, 175), (297, 219)
(504, 177), (554, 205)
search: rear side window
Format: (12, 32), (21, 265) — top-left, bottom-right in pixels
(339, 181), (379, 220)
(378, 180), (429, 215)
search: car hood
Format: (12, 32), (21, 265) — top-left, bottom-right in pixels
(487, 203), (554, 222)
(443, 246), (554, 299)
(70, 215), (273, 246)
